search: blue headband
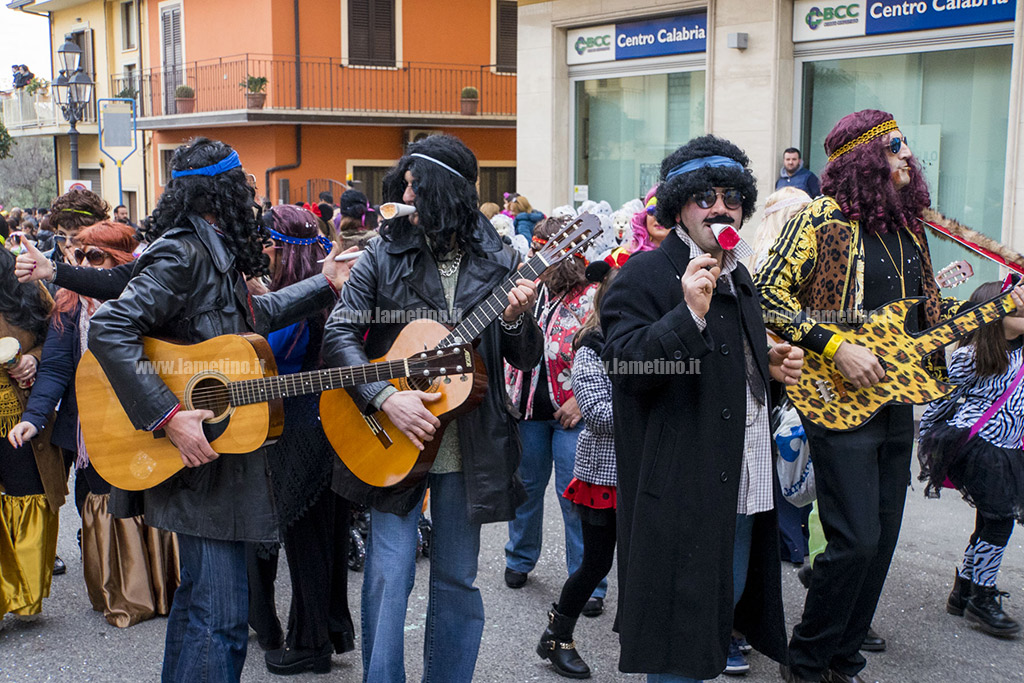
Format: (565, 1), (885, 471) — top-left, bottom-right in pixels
(664, 155), (745, 182)
(268, 227), (319, 246)
(410, 153), (466, 181)
(171, 150), (242, 178)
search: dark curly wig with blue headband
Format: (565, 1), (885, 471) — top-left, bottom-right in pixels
(143, 137), (269, 278)
(654, 135), (758, 231)
(379, 134), (484, 259)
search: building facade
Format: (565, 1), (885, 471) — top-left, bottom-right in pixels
(137, 0), (517, 208)
(5, 0), (519, 216)
(517, 0), (1022, 284)
(5, 0), (148, 220)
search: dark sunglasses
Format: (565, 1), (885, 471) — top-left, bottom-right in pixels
(54, 234), (68, 243)
(692, 188), (744, 210)
(73, 247), (110, 266)
(888, 136), (908, 155)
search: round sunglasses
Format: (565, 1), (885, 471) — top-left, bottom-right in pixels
(73, 247), (111, 266)
(691, 188), (744, 210)
(888, 135), (908, 156)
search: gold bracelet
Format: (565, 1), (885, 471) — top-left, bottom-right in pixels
(822, 335), (844, 361)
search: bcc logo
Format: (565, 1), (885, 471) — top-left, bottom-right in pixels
(575, 34), (611, 55)
(805, 4), (859, 30)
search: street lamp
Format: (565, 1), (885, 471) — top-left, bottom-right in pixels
(54, 36), (93, 181)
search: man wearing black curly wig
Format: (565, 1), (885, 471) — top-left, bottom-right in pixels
(322, 134), (543, 682)
(84, 137), (352, 682)
(600, 135), (803, 682)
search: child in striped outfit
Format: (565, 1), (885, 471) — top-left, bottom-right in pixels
(918, 280), (1024, 638)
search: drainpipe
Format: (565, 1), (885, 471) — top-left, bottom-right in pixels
(265, 125), (302, 203)
(263, 0), (303, 203)
(294, 0), (302, 110)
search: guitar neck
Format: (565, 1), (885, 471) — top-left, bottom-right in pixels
(439, 256), (547, 346)
(228, 360), (413, 406)
(912, 292), (1017, 357)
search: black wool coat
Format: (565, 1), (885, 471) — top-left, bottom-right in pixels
(600, 230), (787, 678)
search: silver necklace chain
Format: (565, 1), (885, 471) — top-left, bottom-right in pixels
(438, 249), (463, 278)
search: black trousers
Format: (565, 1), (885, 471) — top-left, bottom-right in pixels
(248, 489), (355, 652)
(789, 405), (913, 680)
(555, 513), (617, 619)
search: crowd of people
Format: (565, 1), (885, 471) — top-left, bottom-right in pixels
(0, 109), (1023, 683)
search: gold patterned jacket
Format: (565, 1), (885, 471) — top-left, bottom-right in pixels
(753, 196), (962, 357)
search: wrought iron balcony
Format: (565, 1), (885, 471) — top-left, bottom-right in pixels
(110, 54), (516, 126)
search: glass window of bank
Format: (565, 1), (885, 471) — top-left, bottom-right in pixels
(568, 13), (709, 208)
(800, 44), (1012, 282)
(574, 70), (705, 208)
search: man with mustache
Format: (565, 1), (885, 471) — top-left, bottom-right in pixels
(600, 135), (804, 682)
(754, 109), (1018, 683)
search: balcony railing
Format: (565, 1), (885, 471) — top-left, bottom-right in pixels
(111, 54), (516, 118)
(0, 89), (97, 132)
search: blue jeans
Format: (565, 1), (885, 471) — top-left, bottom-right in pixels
(733, 514), (755, 608)
(506, 420), (607, 598)
(162, 534), (248, 683)
(361, 473), (484, 683)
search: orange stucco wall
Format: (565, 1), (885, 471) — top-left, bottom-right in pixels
(151, 124), (515, 203)
(403, 0), (493, 64)
(149, 0), (498, 65)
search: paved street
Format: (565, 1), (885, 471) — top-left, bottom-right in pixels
(1, 462), (1022, 682)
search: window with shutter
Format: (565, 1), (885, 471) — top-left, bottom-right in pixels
(160, 5), (183, 113)
(495, 1), (517, 73)
(349, 0), (395, 66)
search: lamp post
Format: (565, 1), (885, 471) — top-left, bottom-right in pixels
(52, 36), (94, 181)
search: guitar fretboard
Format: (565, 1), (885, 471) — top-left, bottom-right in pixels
(228, 359), (414, 406)
(439, 257), (547, 347)
(913, 293), (1017, 358)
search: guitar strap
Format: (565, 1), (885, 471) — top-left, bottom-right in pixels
(968, 359), (1024, 443)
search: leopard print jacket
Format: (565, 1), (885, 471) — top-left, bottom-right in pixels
(753, 196), (962, 356)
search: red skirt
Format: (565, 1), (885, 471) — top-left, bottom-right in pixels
(563, 478), (616, 510)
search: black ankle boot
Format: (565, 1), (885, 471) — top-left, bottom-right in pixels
(965, 584), (1022, 637)
(265, 642), (332, 675)
(537, 604), (591, 679)
(946, 571), (971, 616)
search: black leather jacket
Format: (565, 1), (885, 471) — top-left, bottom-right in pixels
(89, 215), (338, 542)
(323, 222), (543, 524)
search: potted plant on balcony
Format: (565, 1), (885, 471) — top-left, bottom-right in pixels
(25, 77), (48, 98)
(240, 75), (268, 109)
(460, 86), (478, 116)
(175, 84), (195, 113)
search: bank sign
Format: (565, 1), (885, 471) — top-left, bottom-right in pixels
(793, 0), (1015, 42)
(567, 13), (707, 65)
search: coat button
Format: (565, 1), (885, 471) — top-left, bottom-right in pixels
(720, 344), (730, 355)
(673, 350), (682, 360)
(721, 408), (731, 420)
(720, 472), (728, 482)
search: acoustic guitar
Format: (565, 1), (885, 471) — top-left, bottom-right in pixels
(321, 213), (603, 488)
(787, 279), (1017, 432)
(77, 333), (473, 490)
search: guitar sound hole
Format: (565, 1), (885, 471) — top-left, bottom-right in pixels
(189, 377), (231, 419)
(408, 377), (436, 392)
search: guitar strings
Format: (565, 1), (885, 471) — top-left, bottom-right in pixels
(152, 354), (462, 407)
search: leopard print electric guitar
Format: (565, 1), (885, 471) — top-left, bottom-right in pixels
(786, 262), (1018, 431)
